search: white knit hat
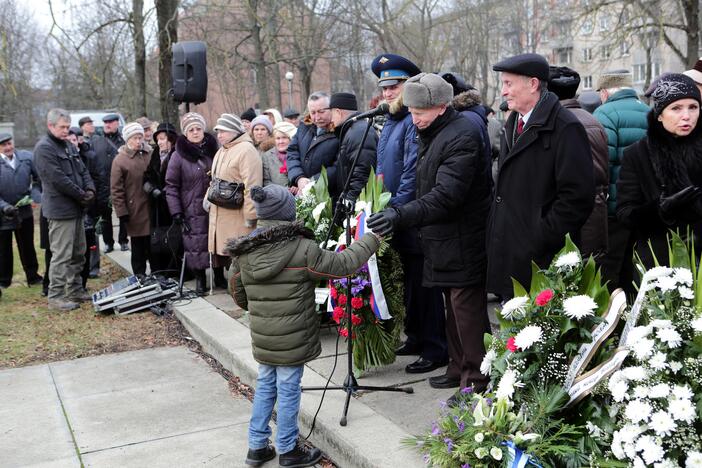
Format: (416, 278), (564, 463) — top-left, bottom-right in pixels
(273, 121), (297, 140)
(213, 113), (245, 136)
(122, 122), (144, 141)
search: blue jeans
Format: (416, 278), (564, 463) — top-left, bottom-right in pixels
(249, 364), (304, 454)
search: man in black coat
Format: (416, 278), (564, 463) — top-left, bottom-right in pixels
(327, 92), (378, 202)
(286, 92), (339, 193)
(487, 54), (595, 299)
(368, 73), (493, 395)
(91, 113), (128, 252)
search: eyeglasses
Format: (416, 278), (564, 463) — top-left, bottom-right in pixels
(309, 108), (331, 116)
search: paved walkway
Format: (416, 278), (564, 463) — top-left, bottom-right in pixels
(0, 347), (255, 468)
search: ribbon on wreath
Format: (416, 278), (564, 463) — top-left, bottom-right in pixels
(503, 441), (543, 468)
(326, 209), (392, 321)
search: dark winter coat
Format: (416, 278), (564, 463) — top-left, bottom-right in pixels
(561, 98), (610, 258)
(329, 114), (379, 201)
(0, 150), (40, 230)
(228, 220), (379, 366)
(376, 106), (417, 206)
(285, 123), (339, 185)
(487, 92), (595, 298)
(90, 132), (125, 209)
(593, 89), (650, 216)
(165, 134), (218, 270)
(617, 113), (702, 268)
(110, 143), (152, 237)
(143, 146), (175, 228)
(396, 107), (492, 288)
(452, 90), (492, 175)
(34, 133), (95, 220)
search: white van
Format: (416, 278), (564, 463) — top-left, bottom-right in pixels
(69, 110), (126, 136)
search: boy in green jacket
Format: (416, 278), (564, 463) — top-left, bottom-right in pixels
(228, 184), (381, 467)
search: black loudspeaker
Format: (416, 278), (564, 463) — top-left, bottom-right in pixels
(172, 41), (208, 104)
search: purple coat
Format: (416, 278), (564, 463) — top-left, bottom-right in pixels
(165, 134), (219, 270)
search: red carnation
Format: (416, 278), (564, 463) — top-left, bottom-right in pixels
(535, 289), (554, 306)
(351, 297), (364, 310)
(330, 287), (338, 300)
(332, 306), (345, 324)
(338, 294), (347, 306)
(506, 337), (518, 353)
(339, 328), (349, 337)
(351, 314), (363, 326)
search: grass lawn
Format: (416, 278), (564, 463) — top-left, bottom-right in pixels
(0, 210), (186, 369)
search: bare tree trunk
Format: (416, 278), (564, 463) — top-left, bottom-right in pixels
(130, 0), (146, 117)
(246, 0), (270, 109)
(685, 0), (699, 67)
(156, 0), (179, 124)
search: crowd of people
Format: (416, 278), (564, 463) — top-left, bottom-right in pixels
(2, 51), (702, 467)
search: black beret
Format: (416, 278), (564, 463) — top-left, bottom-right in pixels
(547, 66), (581, 100)
(153, 122), (178, 143)
(240, 108), (257, 122)
(283, 108), (300, 118)
(78, 116), (93, 126)
(440, 71), (474, 96)
(102, 113), (119, 122)
(493, 53), (550, 81)
(329, 92), (358, 111)
(371, 53), (421, 87)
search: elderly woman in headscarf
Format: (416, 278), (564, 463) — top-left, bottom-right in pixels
(617, 73), (702, 269)
(207, 113), (262, 289)
(262, 121), (297, 190)
(263, 108), (283, 126)
(165, 112), (219, 295)
(249, 115), (275, 154)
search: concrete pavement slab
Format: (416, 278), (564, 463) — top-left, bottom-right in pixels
(0, 365), (57, 407)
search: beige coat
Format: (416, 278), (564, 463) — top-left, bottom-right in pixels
(110, 143), (152, 237)
(208, 133), (262, 255)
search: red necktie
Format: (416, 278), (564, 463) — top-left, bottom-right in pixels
(517, 117), (525, 135)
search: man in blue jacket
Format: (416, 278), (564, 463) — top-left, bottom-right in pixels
(0, 133), (42, 288)
(372, 53), (449, 375)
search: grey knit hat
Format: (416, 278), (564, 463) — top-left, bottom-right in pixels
(213, 113), (245, 136)
(651, 73), (701, 117)
(122, 122), (144, 142)
(250, 185), (296, 221)
(402, 73), (454, 108)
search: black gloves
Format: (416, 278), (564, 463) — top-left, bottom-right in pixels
(119, 214), (130, 224)
(173, 213), (184, 225)
(659, 186), (701, 222)
(367, 208), (401, 237)
(2, 205), (18, 218)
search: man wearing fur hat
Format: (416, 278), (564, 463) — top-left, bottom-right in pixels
(371, 54), (449, 375)
(593, 69), (649, 293)
(368, 73), (493, 397)
(487, 53), (594, 299)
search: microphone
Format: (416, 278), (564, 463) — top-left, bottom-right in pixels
(350, 103), (390, 121)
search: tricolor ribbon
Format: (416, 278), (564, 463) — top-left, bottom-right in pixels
(503, 441), (543, 468)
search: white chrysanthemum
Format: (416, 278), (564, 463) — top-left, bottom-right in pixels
(514, 325), (543, 350)
(669, 361), (683, 373)
(657, 460), (682, 468)
(649, 383), (670, 399)
(619, 423), (644, 444)
(633, 385), (650, 399)
(562, 295), (598, 320)
(650, 410), (677, 436)
(672, 385), (693, 400)
(611, 430), (626, 459)
(669, 398), (696, 423)
(480, 349), (497, 376)
(554, 251), (581, 269)
(631, 338), (655, 360)
(692, 317), (702, 333)
(625, 399), (652, 423)
(656, 275), (678, 292)
(650, 319), (673, 329)
(628, 325), (652, 343)
(610, 379), (629, 403)
(686, 451), (702, 468)
(649, 352), (668, 371)
(496, 369), (523, 400)
(673, 267), (693, 285)
(643, 266), (673, 281)
(500, 296), (529, 320)
(622, 366), (648, 381)
(632, 454), (646, 467)
(680, 286), (695, 300)
(637, 435), (664, 465)
(656, 327), (682, 348)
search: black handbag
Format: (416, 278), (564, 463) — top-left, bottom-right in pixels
(206, 154), (245, 209)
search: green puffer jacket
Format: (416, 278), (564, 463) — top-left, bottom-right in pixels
(593, 89), (650, 216)
(227, 220), (380, 366)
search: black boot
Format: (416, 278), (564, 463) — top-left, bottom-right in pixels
(194, 270), (207, 296)
(213, 267), (227, 290)
(279, 444), (322, 468)
(245, 444), (276, 466)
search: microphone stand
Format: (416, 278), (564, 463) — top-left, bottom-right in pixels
(301, 116), (413, 427)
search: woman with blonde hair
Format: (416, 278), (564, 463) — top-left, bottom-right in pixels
(262, 121), (297, 189)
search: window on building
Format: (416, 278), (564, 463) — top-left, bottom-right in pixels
(633, 63), (662, 83)
(555, 47), (573, 64)
(583, 48), (593, 62)
(600, 45), (611, 60)
(620, 41), (631, 56)
(581, 19), (594, 34)
(583, 76), (593, 89)
(599, 14), (609, 31)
